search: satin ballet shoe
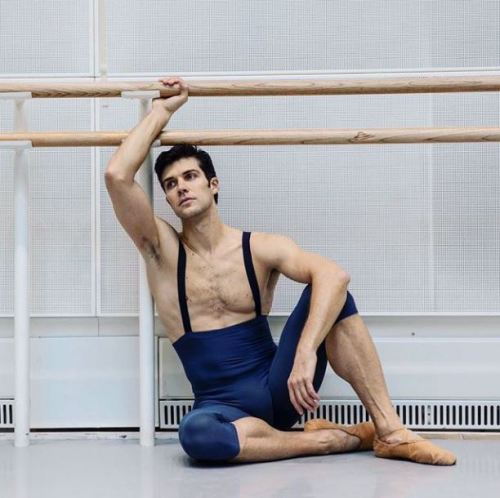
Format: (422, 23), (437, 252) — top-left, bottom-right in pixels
(304, 418), (376, 451)
(374, 429), (457, 466)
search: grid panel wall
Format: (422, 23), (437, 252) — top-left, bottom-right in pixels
(105, 0), (499, 75)
(0, 0), (91, 75)
(0, 152), (14, 314)
(99, 99), (143, 314)
(0, 100), (93, 315)
(432, 145), (500, 311)
(431, 93), (500, 311)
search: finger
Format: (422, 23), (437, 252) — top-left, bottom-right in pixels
(289, 381), (304, 415)
(306, 382), (320, 403)
(299, 382), (317, 412)
(179, 82), (189, 96)
(288, 385), (302, 415)
(296, 383), (315, 413)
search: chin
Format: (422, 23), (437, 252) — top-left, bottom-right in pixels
(177, 206), (206, 220)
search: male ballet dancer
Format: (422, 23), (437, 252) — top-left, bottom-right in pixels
(105, 76), (456, 465)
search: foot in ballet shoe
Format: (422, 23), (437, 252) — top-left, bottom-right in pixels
(304, 418), (376, 451)
(374, 428), (457, 466)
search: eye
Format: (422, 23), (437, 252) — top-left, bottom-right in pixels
(165, 180), (175, 190)
(185, 172), (195, 180)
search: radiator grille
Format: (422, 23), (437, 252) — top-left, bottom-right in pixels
(159, 399), (500, 430)
(0, 400), (14, 427)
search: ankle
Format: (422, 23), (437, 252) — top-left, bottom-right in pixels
(375, 422), (406, 439)
(323, 429), (359, 454)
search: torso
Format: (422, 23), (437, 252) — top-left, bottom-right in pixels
(143, 220), (280, 344)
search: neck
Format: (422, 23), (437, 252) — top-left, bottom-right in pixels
(180, 204), (227, 255)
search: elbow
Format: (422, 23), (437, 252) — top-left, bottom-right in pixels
(331, 266), (350, 287)
(339, 271), (351, 287)
(313, 264), (350, 287)
(104, 157), (126, 182)
(104, 169), (128, 188)
(104, 171), (118, 190)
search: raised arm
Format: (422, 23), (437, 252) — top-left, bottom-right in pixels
(104, 77), (188, 262)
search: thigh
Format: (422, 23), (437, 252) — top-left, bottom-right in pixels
(267, 285), (328, 430)
(178, 404), (250, 462)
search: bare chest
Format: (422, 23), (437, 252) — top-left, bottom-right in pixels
(149, 236), (278, 342)
(183, 249), (254, 317)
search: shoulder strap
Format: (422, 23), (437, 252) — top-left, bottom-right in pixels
(242, 231), (262, 316)
(177, 239), (192, 333)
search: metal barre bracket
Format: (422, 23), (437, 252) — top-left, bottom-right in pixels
(0, 92), (32, 100)
(121, 91), (162, 148)
(0, 141), (33, 150)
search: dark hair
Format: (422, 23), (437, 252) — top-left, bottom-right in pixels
(154, 145), (218, 204)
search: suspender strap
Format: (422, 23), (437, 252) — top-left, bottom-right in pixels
(242, 231), (262, 316)
(177, 240), (192, 333)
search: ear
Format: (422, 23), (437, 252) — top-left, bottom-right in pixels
(210, 177), (219, 196)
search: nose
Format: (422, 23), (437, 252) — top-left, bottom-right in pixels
(176, 178), (188, 193)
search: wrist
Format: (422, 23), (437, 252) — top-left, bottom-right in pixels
(296, 342), (317, 356)
(150, 106), (172, 123)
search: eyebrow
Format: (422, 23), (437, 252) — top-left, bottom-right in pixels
(162, 169), (198, 187)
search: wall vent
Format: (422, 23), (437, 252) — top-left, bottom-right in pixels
(0, 400), (14, 427)
(159, 399), (500, 431)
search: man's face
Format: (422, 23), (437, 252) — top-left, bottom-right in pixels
(161, 157), (219, 219)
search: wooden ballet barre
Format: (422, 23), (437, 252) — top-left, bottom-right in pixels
(2, 128), (500, 146)
(2, 76), (500, 98)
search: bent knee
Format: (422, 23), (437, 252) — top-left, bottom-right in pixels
(179, 412), (240, 462)
(333, 290), (358, 325)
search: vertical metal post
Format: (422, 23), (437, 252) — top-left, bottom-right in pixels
(5, 93), (33, 447)
(121, 90), (160, 447)
(138, 97), (155, 447)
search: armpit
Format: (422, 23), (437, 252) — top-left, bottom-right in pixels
(141, 238), (163, 266)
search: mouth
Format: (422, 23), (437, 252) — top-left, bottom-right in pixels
(179, 198), (194, 206)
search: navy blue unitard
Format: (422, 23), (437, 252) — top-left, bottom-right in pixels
(172, 231), (358, 462)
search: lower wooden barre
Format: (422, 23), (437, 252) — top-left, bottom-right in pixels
(1, 128), (500, 146)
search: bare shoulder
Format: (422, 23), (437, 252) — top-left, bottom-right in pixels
(154, 216), (178, 239)
(249, 231), (297, 268)
(250, 230), (292, 247)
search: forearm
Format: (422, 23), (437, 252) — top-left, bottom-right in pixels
(105, 107), (172, 181)
(296, 272), (350, 354)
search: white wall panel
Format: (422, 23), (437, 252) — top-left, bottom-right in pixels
(105, 0), (499, 75)
(159, 333), (500, 400)
(431, 93), (500, 311)
(0, 0), (92, 75)
(0, 100), (94, 315)
(0, 337), (158, 428)
(430, 1), (500, 68)
(320, 338), (500, 400)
